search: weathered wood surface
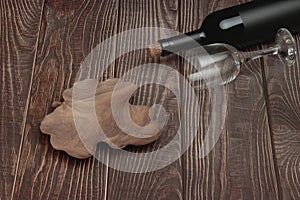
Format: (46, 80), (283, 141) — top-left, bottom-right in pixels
(263, 35), (300, 199)
(180, 0), (280, 199)
(1, 0), (299, 199)
(12, 0), (119, 199)
(0, 0), (44, 199)
(106, 0), (183, 199)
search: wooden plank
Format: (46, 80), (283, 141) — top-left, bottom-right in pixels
(106, 0), (183, 199)
(180, 0), (280, 199)
(263, 35), (300, 199)
(12, 0), (119, 199)
(0, 0), (44, 199)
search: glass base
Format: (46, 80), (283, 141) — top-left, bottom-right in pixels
(276, 28), (297, 66)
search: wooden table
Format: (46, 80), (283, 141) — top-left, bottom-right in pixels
(1, 0), (299, 199)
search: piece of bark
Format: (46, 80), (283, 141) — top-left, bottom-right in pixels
(40, 78), (161, 159)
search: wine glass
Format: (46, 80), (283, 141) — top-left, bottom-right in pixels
(188, 28), (297, 89)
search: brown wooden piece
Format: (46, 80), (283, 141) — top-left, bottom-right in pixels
(180, 0), (280, 199)
(0, 0), (44, 199)
(106, 0), (183, 199)
(263, 44), (300, 199)
(12, 0), (119, 199)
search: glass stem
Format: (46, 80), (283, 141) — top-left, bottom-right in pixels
(242, 45), (280, 63)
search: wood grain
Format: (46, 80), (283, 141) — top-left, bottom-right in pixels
(263, 35), (300, 199)
(0, 0), (44, 199)
(12, 0), (119, 199)
(180, 0), (280, 199)
(106, 0), (183, 199)
(2, 0), (300, 199)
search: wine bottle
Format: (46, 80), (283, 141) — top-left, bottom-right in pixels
(148, 0), (300, 57)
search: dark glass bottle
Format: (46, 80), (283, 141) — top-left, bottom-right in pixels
(159, 0), (300, 56)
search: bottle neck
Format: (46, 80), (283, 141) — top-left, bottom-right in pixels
(159, 30), (207, 56)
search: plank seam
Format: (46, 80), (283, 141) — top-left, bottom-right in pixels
(177, 0), (187, 200)
(104, 0), (122, 198)
(260, 57), (284, 200)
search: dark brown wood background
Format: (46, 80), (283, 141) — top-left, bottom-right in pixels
(1, 0), (299, 199)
